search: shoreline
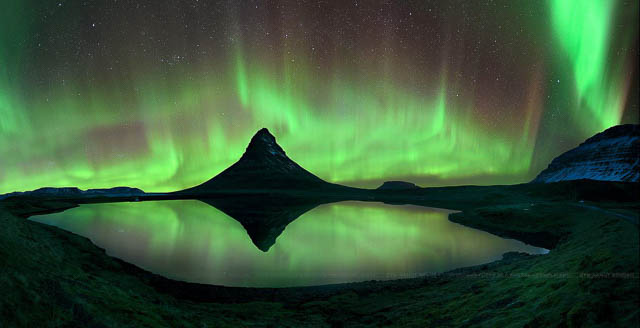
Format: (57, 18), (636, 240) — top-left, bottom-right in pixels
(1, 180), (638, 326)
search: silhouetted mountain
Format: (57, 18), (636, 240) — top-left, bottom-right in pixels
(199, 195), (323, 251)
(182, 128), (339, 193)
(533, 124), (639, 183)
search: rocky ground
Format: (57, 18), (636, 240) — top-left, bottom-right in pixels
(1, 180), (638, 327)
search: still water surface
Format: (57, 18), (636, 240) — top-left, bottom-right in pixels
(31, 200), (546, 287)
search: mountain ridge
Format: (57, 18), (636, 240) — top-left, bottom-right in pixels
(0, 186), (145, 200)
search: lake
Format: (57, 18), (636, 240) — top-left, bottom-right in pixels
(31, 200), (546, 287)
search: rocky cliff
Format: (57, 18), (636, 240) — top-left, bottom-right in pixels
(533, 124), (639, 183)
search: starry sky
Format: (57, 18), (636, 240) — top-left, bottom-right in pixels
(0, 0), (638, 192)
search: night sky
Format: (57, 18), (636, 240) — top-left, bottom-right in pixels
(1, 0), (638, 193)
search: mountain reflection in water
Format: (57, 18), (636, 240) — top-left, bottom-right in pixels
(31, 198), (546, 287)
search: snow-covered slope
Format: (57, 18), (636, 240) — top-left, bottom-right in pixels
(533, 124), (639, 183)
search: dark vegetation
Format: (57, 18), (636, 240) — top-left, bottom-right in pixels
(1, 180), (638, 327)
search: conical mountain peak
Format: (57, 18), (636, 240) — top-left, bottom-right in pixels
(182, 128), (332, 192)
(254, 127), (274, 138)
(243, 128), (287, 159)
(249, 128), (276, 146)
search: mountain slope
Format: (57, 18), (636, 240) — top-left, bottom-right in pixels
(533, 124), (639, 183)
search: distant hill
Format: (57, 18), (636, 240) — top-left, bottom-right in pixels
(0, 187), (145, 200)
(376, 181), (420, 190)
(533, 124), (639, 183)
(181, 128), (341, 193)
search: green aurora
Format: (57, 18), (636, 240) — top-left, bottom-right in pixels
(550, 0), (635, 133)
(0, 1), (637, 193)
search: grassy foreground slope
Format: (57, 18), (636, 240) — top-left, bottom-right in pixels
(1, 181), (638, 327)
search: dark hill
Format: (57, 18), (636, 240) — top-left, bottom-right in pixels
(377, 181), (420, 190)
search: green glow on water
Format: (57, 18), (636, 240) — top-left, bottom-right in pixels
(31, 200), (545, 287)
